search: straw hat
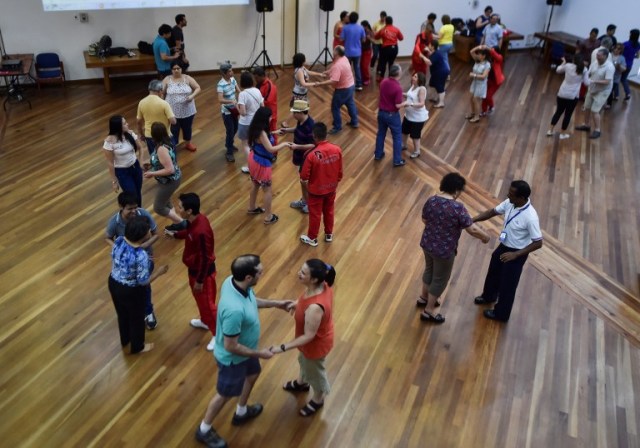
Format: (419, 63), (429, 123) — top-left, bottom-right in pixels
(290, 99), (310, 112)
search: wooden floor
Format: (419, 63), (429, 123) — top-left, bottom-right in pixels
(1, 52), (639, 447)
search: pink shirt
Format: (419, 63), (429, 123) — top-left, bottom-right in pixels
(328, 55), (354, 89)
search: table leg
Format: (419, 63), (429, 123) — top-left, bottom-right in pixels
(103, 68), (112, 93)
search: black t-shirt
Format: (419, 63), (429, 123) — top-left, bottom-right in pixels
(170, 26), (184, 50)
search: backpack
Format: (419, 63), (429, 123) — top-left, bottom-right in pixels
(138, 41), (154, 55)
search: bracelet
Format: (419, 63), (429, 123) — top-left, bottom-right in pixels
(280, 344), (286, 352)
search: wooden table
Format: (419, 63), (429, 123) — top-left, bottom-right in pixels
(83, 51), (156, 93)
(534, 31), (582, 64)
(501, 32), (524, 58)
(0, 53), (34, 110)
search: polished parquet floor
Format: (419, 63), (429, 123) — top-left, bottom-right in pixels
(1, 52), (639, 447)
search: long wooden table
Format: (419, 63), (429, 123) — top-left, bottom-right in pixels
(534, 31), (582, 64)
(83, 51), (156, 93)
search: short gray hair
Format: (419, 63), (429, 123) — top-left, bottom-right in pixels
(389, 64), (401, 77)
(148, 79), (163, 92)
(597, 48), (610, 59)
(333, 45), (345, 57)
(600, 36), (613, 50)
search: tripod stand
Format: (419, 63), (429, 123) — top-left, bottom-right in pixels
(538, 3), (557, 56)
(251, 11), (278, 79)
(310, 10), (332, 70)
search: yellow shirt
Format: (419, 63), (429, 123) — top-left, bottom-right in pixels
(438, 24), (454, 45)
(372, 20), (385, 45)
(136, 95), (175, 137)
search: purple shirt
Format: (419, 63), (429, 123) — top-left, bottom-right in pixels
(378, 78), (403, 112)
(341, 23), (366, 57)
(420, 196), (473, 259)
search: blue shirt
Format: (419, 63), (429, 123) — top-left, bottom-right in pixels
(110, 237), (151, 287)
(215, 276), (261, 366)
(153, 35), (171, 72)
(341, 23), (366, 57)
(106, 208), (157, 255)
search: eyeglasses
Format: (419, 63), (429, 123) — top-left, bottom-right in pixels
(172, 67), (181, 71)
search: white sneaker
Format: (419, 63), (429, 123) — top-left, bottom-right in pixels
(241, 166), (250, 174)
(325, 234), (333, 243)
(300, 234), (318, 247)
(559, 133), (571, 140)
(206, 336), (216, 352)
(190, 318), (209, 330)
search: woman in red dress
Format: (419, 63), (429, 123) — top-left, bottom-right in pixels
(411, 30), (433, 76)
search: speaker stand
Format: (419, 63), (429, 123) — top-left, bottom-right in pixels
(539, 3), (556, 56)
(251, 11), (278, 79)
(310, 10), (333, 70)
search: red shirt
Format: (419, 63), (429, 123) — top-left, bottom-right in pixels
(175, 214), (215, 283)
(300, 140), (343, 196)
(378, 77), (404, 112)
(488, 48), (505, 86)
(258, 78), (278, 116)
(374, 25), (404, 47)
(295, 283), (334, 360)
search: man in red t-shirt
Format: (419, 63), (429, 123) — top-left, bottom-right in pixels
(253, 67), (278, 143)
(299, 123), (343, 247)
(165, 192), (218, 351)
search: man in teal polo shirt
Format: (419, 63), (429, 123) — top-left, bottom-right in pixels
(194, 254), (293, 448)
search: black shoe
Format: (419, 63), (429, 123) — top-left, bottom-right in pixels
(589, 131), (601, 139)
(393, 160), (406, 167)
(165, 220), (188, 232)
(195, 427), (227, 448)
(483, 309), (508, 322)
(231, 403), (263, 426)
(474, 296), (497, 305)
(575, 125), (591, 132)
(328, 127), (342, 135)
(145, 312), (158, 330)
(347, 121), (359, 128)
(374, 153), (385, 161)
(225, 153), (235, 163)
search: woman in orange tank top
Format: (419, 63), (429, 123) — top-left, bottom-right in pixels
(270, 259), (336, 417)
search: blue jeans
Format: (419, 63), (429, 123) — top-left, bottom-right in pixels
(171, 114), (195, 146)
(145, 137), (156, 156)
(375, 111), (403, 164)
(222, 113), (238, 154)
(331, 85), (358, 130)
(438, 43), (453, 72)
(621, 67), (631, 96)
(115, 160), (143, 207)
(348, 56), (362, 87)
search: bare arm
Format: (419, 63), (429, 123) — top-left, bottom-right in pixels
(224, 334), (274, 359)
(143, 145), (174, 178)
(187, 76), (201, 100)
(102, 146), (119, 192)
(473, 207), (499, 223)
(500, 240), (543, 262)
(217, 91), (236, 106)
(255, 297), (294, 310)
(464, 223), (490, 243)
(259, 131), (291, 153)
(271, 304), (323, 353)
(136, 117), (145, 138)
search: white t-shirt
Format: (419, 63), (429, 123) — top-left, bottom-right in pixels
(237, 87), (263, 126)
(556, 63), (589, 99)
(587, 60), (615, 94)
(103, 131), (138, 168)
(495, 199), (542, 250)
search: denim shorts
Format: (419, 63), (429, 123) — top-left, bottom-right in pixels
(216, 357), (261, 397)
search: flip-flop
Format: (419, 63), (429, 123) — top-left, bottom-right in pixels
(416, 296), (428, 307)
(420, 311), (445, 323)
(464, 113), (474, 119)
(299, 400), (324, 417)
(247, 207), (265, 215)
(263, 214), (279, 225)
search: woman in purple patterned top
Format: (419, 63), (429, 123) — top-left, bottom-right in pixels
(417, 173), (490, 323)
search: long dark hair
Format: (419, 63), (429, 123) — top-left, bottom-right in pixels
(571, 53), (586, 75)
(151, 122), (172, 147)
(247, 107), (272, 145)
(630, 29), (640, 47)
(108, 115), (137, 150)
(306, 259), (336, 287)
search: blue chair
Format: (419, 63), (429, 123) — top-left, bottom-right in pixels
(35, 53), (65, 89)
(549, 41), (565, 66)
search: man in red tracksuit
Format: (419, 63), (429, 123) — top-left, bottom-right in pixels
(165, 192), (218, 351)
(299, 122), (343, 247)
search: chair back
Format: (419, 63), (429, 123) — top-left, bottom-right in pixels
(36, 53), (62, 78)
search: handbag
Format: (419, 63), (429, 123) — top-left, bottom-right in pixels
(228, 106), (239, 119)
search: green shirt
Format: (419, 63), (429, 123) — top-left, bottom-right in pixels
(214, 276), (261, 365)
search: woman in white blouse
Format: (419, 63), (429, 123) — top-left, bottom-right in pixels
(237, 71), (264, 173)
(103, 115), (145, 206)
(401, 72), (429, 159)
(546, 54), (589, 140)
(163, 62), (201, 152)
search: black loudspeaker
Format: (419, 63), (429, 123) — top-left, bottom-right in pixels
(320, 0), (335, 12)
(546, 0), (562, 5)
(256, 0), (273, 12)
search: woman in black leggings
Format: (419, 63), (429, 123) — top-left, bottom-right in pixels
(546, 54), (588, 140)
(374, 16), (404, 80)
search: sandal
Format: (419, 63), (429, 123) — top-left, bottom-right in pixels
(416, 296), (428, 307)
(469, 116), (480, 123)
(247, 207), (265, 215)
(464, 113), (474, 119)
(263, 214), (279, 225)
(420, 311), (445, 323)
(299, 400), (324, 417)
(410, 151), (421, 159)
(283, 380), (310, 392)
